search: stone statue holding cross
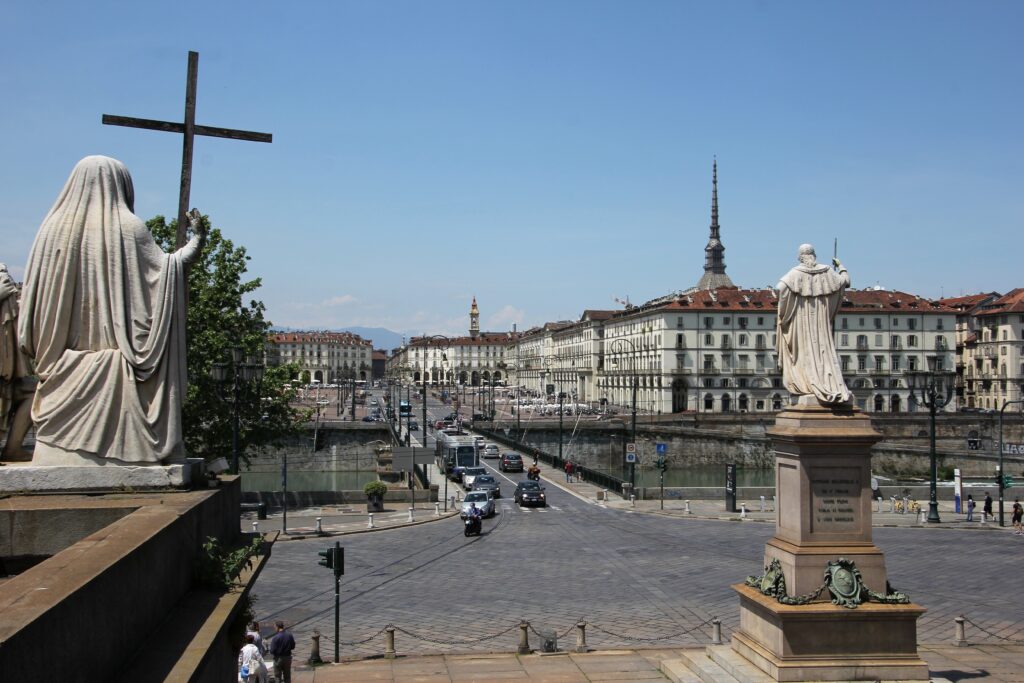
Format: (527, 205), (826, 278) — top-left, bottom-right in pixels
(776, 243), (852, 406)
(18, 156), (205, 466)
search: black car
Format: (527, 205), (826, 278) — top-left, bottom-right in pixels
(408, 420), (419, 431)
(500, 453), (524, 472)
(514, 481), (546, 507)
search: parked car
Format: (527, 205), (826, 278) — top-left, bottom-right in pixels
(471, 475), (501, 498)
(514, 481), (546, 507)
(462, 466), (488, 490)
(361, 415), (375, 422)
(483, 444), (500, 459)
(460, 490), (495, 518)
(500, 453), (524, 472)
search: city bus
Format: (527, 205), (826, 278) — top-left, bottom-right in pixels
(435, 432), (479, 480)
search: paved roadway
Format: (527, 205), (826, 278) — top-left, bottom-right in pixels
(251, 391), (1023, 662)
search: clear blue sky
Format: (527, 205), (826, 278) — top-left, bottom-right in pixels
(2, 1), (1021, 340)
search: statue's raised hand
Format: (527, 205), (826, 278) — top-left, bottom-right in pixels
(832, 257), (843, 269)
(186, 208), (206, 241)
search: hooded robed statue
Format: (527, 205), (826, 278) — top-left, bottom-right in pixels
(18, 156), (205, 465)
(776, 243), (852, 406)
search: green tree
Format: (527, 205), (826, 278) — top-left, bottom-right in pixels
(147, 215), (306, 463)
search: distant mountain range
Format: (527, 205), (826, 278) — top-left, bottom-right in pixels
(270, 325), (404, 351)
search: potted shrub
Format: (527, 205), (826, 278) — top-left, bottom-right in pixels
(364, 480), (388, 512)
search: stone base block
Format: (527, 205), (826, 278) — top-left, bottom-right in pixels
(765, 537), (890, 597)
(732, 583), (929, 681)
(0, 462), (194, 493)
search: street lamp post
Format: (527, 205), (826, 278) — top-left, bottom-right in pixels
(997, 399), (1024, 527)
(908, 355), (955, 523)
(610, 338), (639, 492)
(418, 335), (452, 444)
(211, 346), (265, 475)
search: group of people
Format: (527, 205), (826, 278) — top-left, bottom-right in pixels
(238, 620), (295, 683)
(965, 492), (1024, 533)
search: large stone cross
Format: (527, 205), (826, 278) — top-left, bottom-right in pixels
(102, 51), (272, 248)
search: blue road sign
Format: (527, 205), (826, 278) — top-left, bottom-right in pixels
(656, 443), (667, 455)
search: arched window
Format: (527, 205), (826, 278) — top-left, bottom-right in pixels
(874, 394), (885, 412)
(738, 394), (749, 411)
(722, 394), (732, 412)
(704, 393), (714, 411)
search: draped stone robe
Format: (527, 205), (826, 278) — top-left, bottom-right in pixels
(18, 156), (201, 465)
(776, 263), (851, 405)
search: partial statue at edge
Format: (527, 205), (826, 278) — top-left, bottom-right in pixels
(0, 263), (34, 461)
(18, 155), (205, 466)
(776, 243), (852, 406)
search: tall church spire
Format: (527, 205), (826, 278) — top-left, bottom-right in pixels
(696, 157), (734, 290)
(469, 296), (480, 338)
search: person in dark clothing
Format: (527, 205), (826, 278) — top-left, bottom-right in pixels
(983, 492), (993, 522)
(269, 621), (295, 683)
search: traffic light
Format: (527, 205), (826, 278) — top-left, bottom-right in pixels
(656, 456), (667, 472)
(318, 548), (334, 570)
(1003, 475), (1014, 490)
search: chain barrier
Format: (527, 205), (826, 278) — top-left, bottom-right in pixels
(586, 617), (716, 643)
(391, 621), (522, 646)
(313, 616), (718, 650)
(527, 619), (582, 641)
(963, 617), (1024, 644)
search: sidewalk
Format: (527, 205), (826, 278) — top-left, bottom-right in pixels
(545, 470), (1018, 532)
(284, 643), (1024, 682)
(241, 501), (461, 538)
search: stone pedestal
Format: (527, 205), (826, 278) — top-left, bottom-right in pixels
(0, 461), (198, 493)
(732, 403), (929, 681)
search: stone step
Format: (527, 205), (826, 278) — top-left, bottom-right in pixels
(660, 657), (705, 683)
(705, 645), (774, 683)
(664, 650), (739, 683)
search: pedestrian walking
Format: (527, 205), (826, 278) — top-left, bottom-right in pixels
(246, 621), (266, 656)
(983, 492), (993, 522)
(564, 460), (573, 482)
(238, 633), (268, 683)
(268, 621), (296, 683)
(966, 495), (975, 522)
(1012, 499), (1023, 535)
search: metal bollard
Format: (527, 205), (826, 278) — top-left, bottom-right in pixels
(630, 494), (636, 507)
(740, 503), (747, 519)
(308, 629), (323, 665)
(918, 508), (927, 525)
(408, 507), (415, 522)
(385, 625), (396, 659)
(367, 513), (375, 529)
(315, 517), (323, 535)
(772, 495), (776, 511)
(711, 618), (722, 645)
(980, 511), (987, 525)
(954, 616), (968, 647)
(575, 621), (588, 653)
(759, 495), (766, 512)
(685, 500), (691, 514)
(518, 620), (531, 654)
(251, 521), (259, 533)
(449, 495), (456, 509)
(434, 502), (441, 517)
(902, 496), (909, 514)
(890, 496), (896, 513)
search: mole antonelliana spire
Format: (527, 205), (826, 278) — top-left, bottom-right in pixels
(695, 158), (735, 290)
